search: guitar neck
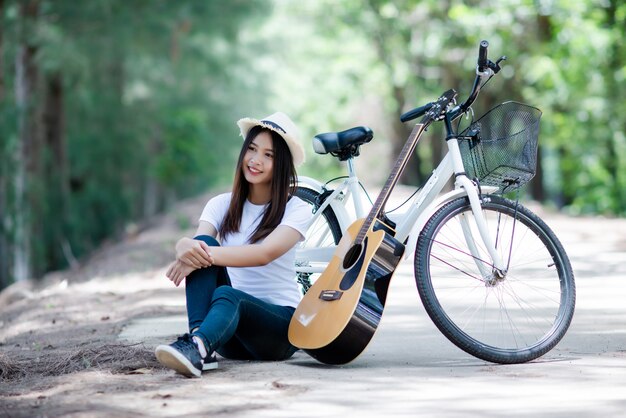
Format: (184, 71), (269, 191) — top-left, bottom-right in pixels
(355, 123), (426, 244)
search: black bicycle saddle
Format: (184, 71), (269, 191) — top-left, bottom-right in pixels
(312, 126), (373, 161)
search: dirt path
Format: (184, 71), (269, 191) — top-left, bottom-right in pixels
(2, 191), (626, 417)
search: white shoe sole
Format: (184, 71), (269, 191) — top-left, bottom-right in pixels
(155, 345), (201, 378)
(203, 359), (219, 371)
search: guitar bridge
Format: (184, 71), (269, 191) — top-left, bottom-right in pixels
(319, 290), (343, 301)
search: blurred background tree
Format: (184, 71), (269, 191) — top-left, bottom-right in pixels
(0, 0), (624, 289)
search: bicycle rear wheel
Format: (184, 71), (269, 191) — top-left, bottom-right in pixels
(415, 195), (575, 364)
(294, 187), (343, 294)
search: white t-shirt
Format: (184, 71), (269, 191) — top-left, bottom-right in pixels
(199, 192), (311, 308)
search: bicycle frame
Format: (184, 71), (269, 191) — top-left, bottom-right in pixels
(291, 41), (575, 366)
(396, 138), (505, 276)
(296, 43), (511, 277)
(295, 160), (369, 273)
(297, 157), (369, 240)
(296, 136), (506, 276)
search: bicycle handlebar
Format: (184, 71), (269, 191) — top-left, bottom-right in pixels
(477, 40), (489, 72)
(400, 102), (434, 123)
(401, 40), (497, 124)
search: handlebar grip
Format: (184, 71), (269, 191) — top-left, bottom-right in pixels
(478, 40), (489, 71)
(400, 102), (434, 123)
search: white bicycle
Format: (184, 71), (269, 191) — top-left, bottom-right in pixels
(293, 41), (575, 364)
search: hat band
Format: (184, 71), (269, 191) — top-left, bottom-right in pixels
(261, 120), (286, 134)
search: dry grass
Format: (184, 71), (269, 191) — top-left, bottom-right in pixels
(0, 352), (27, 380)
(0, 343), (162, 381)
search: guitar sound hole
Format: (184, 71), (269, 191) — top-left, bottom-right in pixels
(342, 244), (363, 270)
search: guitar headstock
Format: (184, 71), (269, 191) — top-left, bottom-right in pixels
(420, 89), (457, 124)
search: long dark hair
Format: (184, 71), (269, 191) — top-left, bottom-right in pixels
(219, 125), (297, 243)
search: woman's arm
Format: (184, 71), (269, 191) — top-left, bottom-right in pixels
(175, 221), (216, 268)
(167, 221), (217, 286)
(210, 225), (302, 267)
(168, 220), (302, 285)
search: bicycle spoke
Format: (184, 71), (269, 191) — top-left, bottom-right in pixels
(416, 196), (575, 363)
(294, 187), (343, 294)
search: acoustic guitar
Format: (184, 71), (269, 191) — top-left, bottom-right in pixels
(288, 90), (457, 365)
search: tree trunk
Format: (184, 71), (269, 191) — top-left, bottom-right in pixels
(14, 0), (42, 281)
(43, 72), (72, 268)
(556, 146), (570, 209)
(530, 12), (554, 203)
(604, 0), (625, 212)
(389, 85), (422, 185)
(0, 0), (5, 102)
(530, 145), (545, 201)
(0, 0), (7, 287)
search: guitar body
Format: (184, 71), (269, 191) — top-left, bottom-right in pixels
(290, 93), (455, 365)
(288, 219), (405, 365)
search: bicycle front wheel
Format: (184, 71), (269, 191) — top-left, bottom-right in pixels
(294, 187), (343, 294)
(415, 195), (575, 364)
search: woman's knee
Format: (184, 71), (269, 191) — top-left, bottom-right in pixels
(193, 235), (220, 247)
(213, 286), (240, 302)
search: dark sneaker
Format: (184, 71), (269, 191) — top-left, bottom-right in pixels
(203, 354), (219, 371)
(155, 334), (203, 378)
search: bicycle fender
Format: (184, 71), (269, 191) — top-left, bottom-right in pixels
(296, 176), (353, 231)
(402, 186), (499, 260)
(297, 176), (326, 194)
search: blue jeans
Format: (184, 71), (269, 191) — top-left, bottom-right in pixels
(185, 235), (298, 361)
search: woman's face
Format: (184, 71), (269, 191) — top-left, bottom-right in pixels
(242, 130), (274, 188)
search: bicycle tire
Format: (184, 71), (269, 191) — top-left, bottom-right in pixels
(415, 195), (575, 364)
(294, 187), (343, 294)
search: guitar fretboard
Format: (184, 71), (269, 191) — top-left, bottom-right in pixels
(355, 123), (426, 244)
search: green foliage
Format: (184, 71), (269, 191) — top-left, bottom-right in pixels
(0, 0), (271, 287)
(262, 0), (626, 214)
(1, 0), (625, 290)
(155, 109), (209, 188)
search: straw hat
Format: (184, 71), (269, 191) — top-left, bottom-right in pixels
(237, 112), (305, 167)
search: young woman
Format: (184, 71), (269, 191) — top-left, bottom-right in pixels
(155, 112), (311, 378)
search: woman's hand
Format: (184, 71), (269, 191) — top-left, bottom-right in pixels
(175, 237), (214, 269)
(166, 260), (196, 287)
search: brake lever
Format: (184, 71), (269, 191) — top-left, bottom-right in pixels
(488, 56), (507, 74)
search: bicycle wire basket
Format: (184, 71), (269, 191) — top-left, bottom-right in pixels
(458, 101), (542, 194)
